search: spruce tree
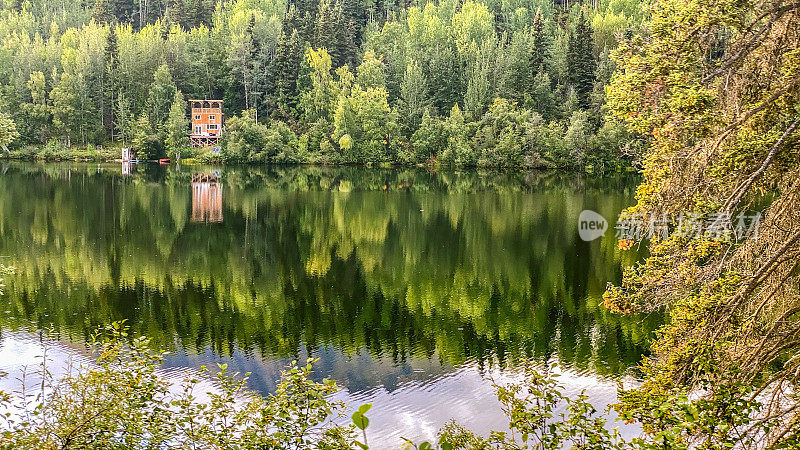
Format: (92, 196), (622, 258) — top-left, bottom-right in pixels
(315, 0), (344, 67)
(190, 0), (212, 29)
(92, 0), (114, 24)
(103, 29), (119, 138)
(109, 0), (135, 24)
(529, 9), (552, 78)
(340, 0), (365, 63)
(567, 11), (596, 109)
(165, 0), (188, 29)
(272, 29), (303, 117)
(426, 46), (462, 116)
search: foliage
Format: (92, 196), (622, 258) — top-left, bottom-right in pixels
(604, 0), (800, 444)
(437, 365), (623, 450)
(7, 330), (762, 450)
(0, 322), (358, 449)
(133, 112), (165, 159)
(0, 113), (19, 152)
(165, 90), (190, 154)
(222, 109), (270, 161)
(0, 0), (645, 170)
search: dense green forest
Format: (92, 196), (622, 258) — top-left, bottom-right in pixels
(0, 0), (642, 167)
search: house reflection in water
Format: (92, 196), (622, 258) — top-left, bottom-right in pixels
(191, 173), (223, 223)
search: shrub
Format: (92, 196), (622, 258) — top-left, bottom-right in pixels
(222, 110), (270, 161)
(0, 322), (359, 449)
(265, 121), (299, 163)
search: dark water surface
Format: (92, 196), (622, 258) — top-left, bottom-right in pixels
(0, 162), (660, 445)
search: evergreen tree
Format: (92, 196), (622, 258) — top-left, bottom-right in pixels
(339, 0), (365, 66)
(165, 90), (189, 153)
(133, 112), (164, 159)
(567, 11), (596, 109)
(92, 0), (115, 24)
(464, 62), (490, 121)
(315, 0), (345, 67)
(165, 0), (188, 28)
(103, 28), (119, 138)
(529, 9), (552, 77)
(114, 91), (134, 146)
(189, 0), (212, 28)
(410, 108), (447, 161)
(426, 46), (462, 116)
(528, 71), (556, 121)
(272, 29), (303, 118)
(505, 31), (533, 102)
(110, 0), (135, 24)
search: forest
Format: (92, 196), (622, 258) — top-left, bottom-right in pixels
(0, 0), (799, 446)
(0, 0), (641, 168)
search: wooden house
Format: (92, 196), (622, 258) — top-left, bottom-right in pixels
(189, 100), (224, 147)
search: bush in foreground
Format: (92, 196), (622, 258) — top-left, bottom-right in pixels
(0, 322), (778, 449)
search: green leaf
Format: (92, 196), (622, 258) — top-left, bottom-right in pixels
(358, 403), (372, 414)
(352, 411), (370, 430)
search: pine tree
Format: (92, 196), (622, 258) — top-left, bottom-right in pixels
(133, 112), (164, 159)
(426, 46), (462, 116)
(189, 0), (206, 28)
(110, 0), (135, 24)
(464, 62), (490, 121)
(340, 0), (365, 65)
(528, 71), (556, 121)
(315, 0), (344, 67)
(567, 11), (596, 109)
(506, 31), (534, 102)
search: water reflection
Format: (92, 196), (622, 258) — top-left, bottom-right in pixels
(191, 173), (224, 223)
(0, 163), (660, 443)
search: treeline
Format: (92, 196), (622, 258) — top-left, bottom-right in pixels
(0, 0), (644, 168)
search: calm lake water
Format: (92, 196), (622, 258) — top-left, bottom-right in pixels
(0, 162), (660, 445)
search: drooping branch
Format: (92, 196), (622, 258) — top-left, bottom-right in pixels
(724, 117), (800, 213)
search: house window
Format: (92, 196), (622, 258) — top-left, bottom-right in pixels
(194, 126), (202, 134)
(209, 115), (215, 120)
(208, 124), (218, 130)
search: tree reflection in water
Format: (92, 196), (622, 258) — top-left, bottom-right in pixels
(0, 163), (661, 395)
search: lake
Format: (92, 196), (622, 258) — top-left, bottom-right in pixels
(0, 162), (660, 445)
